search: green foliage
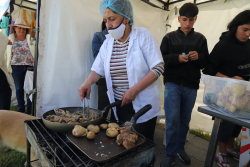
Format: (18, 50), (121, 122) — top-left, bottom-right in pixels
(189, 129), (211, 141)
(1, 106), (24, 167)
(0, 147), (26, 167)
(189, 129), (241, 150)
(10, 106), (18, 111)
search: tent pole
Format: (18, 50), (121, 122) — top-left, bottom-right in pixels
(31, 0), (40, 116)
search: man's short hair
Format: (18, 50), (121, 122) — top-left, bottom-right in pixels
(179, 3), (199, 18)
(227, 10), (250, 38)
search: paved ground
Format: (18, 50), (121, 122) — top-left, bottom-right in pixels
(154, 122), (239, 167)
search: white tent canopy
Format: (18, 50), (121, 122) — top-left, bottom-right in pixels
(36, 0), (168, 118)
(34, 0), (249, 133)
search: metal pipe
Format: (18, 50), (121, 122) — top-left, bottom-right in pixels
(31, 0), (40, 116)
(141, 0), (169, 11)
(26, 138), (31, 167)
(12, 3), (36, 11)
(23, 0), (37, 5)
(169, 0), (185, 5)
(196, 0), (217, 6)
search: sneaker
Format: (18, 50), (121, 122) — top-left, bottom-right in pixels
(18, 108), (25, 113)
(215, 152), (231, 167)
(226, 148), (239, 161)
(26, 108), (32, 115)
(177, 148), (190, 164)
(160, 155), (175, 167)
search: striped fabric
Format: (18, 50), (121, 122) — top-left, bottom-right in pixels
(110, 37), (130, 100)
(110, 37), (164, 100)
(152, 62), (164, 78)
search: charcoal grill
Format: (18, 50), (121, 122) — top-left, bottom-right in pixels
(24, 119), (156, 167)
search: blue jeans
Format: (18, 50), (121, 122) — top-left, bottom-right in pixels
(12, 65), (32, 110)
(164, 82), (197, 157)
(0, 69), (11, 110)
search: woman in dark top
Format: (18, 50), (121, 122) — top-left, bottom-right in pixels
(203, 10), (250, 167)
(92, 21), (110, 116)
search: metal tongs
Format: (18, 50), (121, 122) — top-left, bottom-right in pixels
(83, 92), (89, 119)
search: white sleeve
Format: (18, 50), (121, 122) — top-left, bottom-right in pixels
(139, 28), (164, 70)
(91, 43), (105, 77)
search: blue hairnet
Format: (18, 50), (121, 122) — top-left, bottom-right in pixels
(100, 0), (134, 25)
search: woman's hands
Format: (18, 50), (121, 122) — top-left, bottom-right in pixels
(8, 40), (13, 45)
(78, 71), (101, 102)
(121, 87), (139, 107)
(78, 80), (92, 102)
(120, 71), (157, 107)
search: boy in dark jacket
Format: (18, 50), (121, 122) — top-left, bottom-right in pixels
(203, 10), (250, 167)
(160, 3), (209, 166)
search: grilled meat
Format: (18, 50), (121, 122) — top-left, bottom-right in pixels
(116, 131), (138, 149)
(122, 139), (135, 150)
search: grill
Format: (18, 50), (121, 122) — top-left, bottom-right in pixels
(24, 119), (156, 167)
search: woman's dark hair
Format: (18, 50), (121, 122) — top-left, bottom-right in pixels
(227, 10), (250, 38)
(179, 3), (199, 17)
(101, 21), (106, 31)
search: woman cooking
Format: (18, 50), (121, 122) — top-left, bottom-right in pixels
(5, 18), (35, 114)
(78, 0), (164, 141)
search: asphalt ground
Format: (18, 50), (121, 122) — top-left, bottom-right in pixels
(154, 122), (239, 167)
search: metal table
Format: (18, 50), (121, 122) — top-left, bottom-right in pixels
(198, 106), (250, 167)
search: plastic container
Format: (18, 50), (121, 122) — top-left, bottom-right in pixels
(201, 74), (250, 119)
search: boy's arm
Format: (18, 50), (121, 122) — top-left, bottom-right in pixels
(190, 38), (209, 69)
(160, 35), (181, 67)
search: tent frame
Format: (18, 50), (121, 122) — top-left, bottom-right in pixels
(141, 0), (218, 11)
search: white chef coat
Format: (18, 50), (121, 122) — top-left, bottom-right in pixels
(91, 26), (163, 123)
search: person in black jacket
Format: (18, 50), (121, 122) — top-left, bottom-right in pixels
(203, 10), (250, 167)
(160, 3), (209, 166)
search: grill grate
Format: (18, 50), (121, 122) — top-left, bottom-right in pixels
(25, 119), (156, 167)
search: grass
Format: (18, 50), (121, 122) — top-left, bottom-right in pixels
(189, 128), (211, 141)
(0, 148), (26, 167)
(0, 106), (26, 167)
(189, 128), (241, 150)
(10, 106), (18, 111)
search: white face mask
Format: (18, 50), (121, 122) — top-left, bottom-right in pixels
(108, 18), (126, 40)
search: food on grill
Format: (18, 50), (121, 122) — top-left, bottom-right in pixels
(45, 108), (100, 124)
(116, 131), (138, 149)
(100, 123), (108, 130)
(119, 127), (131, 133)
(122, 139), (136, 150)
(108, 123), (119, 129)
(87, 124), (100, 133)
(106, 127), (119, 137)
(72, 125), (87, 137)
(87, 131), (96, 139)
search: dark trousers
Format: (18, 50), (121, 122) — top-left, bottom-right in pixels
(11, 65), (32, 110)
(97, 78), (110, 118)
(109, 99), (157, 141)
(0, 69), (11, 110)
(218, 120), (242, 144)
